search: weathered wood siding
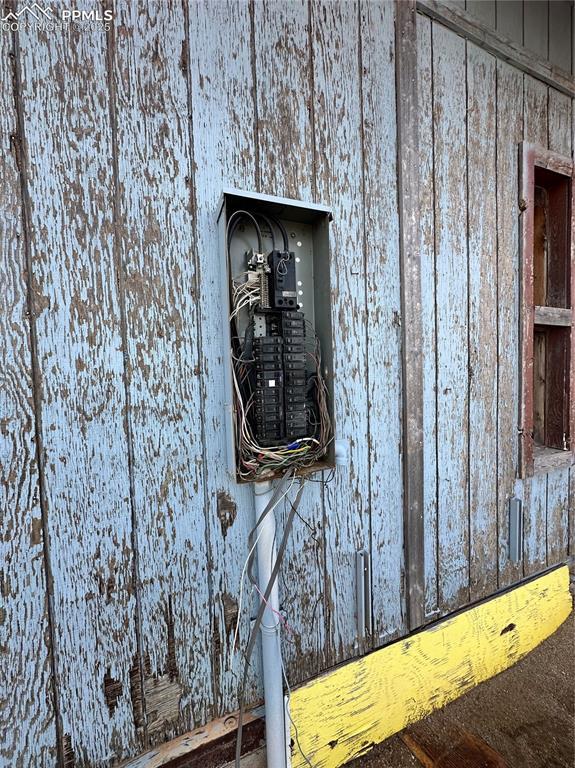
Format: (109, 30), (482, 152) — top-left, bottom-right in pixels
(417, 7), (574, 618)
(16, 7), (141, 765)
(0, 25), (58, 768)
(110, 0), (213, 744)
(447, 0), (573, 72)
(2, 1), (404, 763)
(1, 1), (573, 766)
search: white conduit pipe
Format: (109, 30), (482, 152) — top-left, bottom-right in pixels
(254, 480), (288, 768)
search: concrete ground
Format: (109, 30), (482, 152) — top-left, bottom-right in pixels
(348, 609), (574, 768)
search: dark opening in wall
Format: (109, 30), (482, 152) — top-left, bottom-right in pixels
(521, 143), (574, 476)
(533, 167), (571, 309)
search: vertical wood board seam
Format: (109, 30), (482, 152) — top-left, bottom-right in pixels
(9, 16), (64, 767)
(104, 6), (148, 744)
(181, 0), (219, 717)
(396, 0), (425, 629)
(357, 0), (374, 641)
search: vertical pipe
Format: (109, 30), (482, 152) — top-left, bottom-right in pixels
(254, 480), (287, 768)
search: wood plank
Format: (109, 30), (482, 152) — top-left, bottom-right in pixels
(546, 467), (569, 563)
(187, 0), (262, 713)
(534, 306), (572, 326)
(311, 0), (371, 663)
(495, 0), (523, 45)
(520, 75), (572, 571)
(545, 171), (570, 309)
(570, 469), (575, 556)
(523, 75), (548, 148)
(467, 43), (498, 601)
(532, 187), (548, 306)
(253, 0), (327, 684)
(571, 96), (575, 552)
(533, 446), (573, 474)
(466, 1), (495, 29)
(497, 46), (523, 568)
(401, 719), (507, 767)
(417, 14), (439, 620)
(110, 0), (213, 743)
(548, 89), (572, 155)
(119, 707), (262, 768)
(548, 0), (572, 73)
(533, 331), (546, 445)
(548, 190), (573, 345)
(496, 61), (523, 586)
(570, 98), (575, 494)
(519, 143), (537, 477)
(398, 604), (575, 768)
(254, 0), (313, 200)
(394, 0), (422, 633)
(540, 79), (572, 556)
(289, 566), (572, 768)
(363, 0), (406, 641)
(523, 0), (549, 60)
(523, 475), (547, 575)
(544, 327), (569, 451)
(520, 75), (547, 472)
(432, 23), (469, 612)
(524, 144), (573, 177)
(416, 0), (574, 97)
(0, 27), (58, 768)
(16, 8), (140, 764)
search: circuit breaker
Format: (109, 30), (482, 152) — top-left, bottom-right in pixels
(218, 189), (335, 482)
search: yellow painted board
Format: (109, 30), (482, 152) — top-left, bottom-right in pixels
(289, 566), (572, 768)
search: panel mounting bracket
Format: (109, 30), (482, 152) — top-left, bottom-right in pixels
(509, 497), (523, 563)
(355, 549), (372, 646)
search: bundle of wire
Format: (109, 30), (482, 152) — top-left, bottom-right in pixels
(227, 211), (332, 480)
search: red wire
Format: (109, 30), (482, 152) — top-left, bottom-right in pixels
(253, 583), (294, 635)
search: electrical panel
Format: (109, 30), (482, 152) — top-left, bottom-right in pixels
(218, 189), (335, 482)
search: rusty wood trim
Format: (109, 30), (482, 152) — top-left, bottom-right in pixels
(570, 159), (575, 461)
(400, 719), (508, 767)
(416, 0), (575, 98)
(117, 707), (263, 768)
(525, 142), (574, 178)
(520, 141), (537, 478)
(519, 141), (575, 478)
(395, 0), (425, 631)
(569, 470), (575, 557)
(9, 13), (65, 766)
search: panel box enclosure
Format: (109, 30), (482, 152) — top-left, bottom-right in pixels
(218, 188), (335, 483)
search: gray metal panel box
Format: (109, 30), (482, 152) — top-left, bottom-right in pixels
(217, 188), (336, 482)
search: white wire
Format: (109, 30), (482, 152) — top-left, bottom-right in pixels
(231, 473), (297, 659)
(281, 657), (315, 768)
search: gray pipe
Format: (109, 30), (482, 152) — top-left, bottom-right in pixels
(254, 480), (288, 768)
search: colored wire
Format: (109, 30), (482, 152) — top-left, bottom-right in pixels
(228, 210), (332, 480)
(253, 583), (294, 635)
(231, 473), (297, 659)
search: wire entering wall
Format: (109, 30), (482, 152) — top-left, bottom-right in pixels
(231, 472), (298, 655)
(234, 471), (306, 768)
